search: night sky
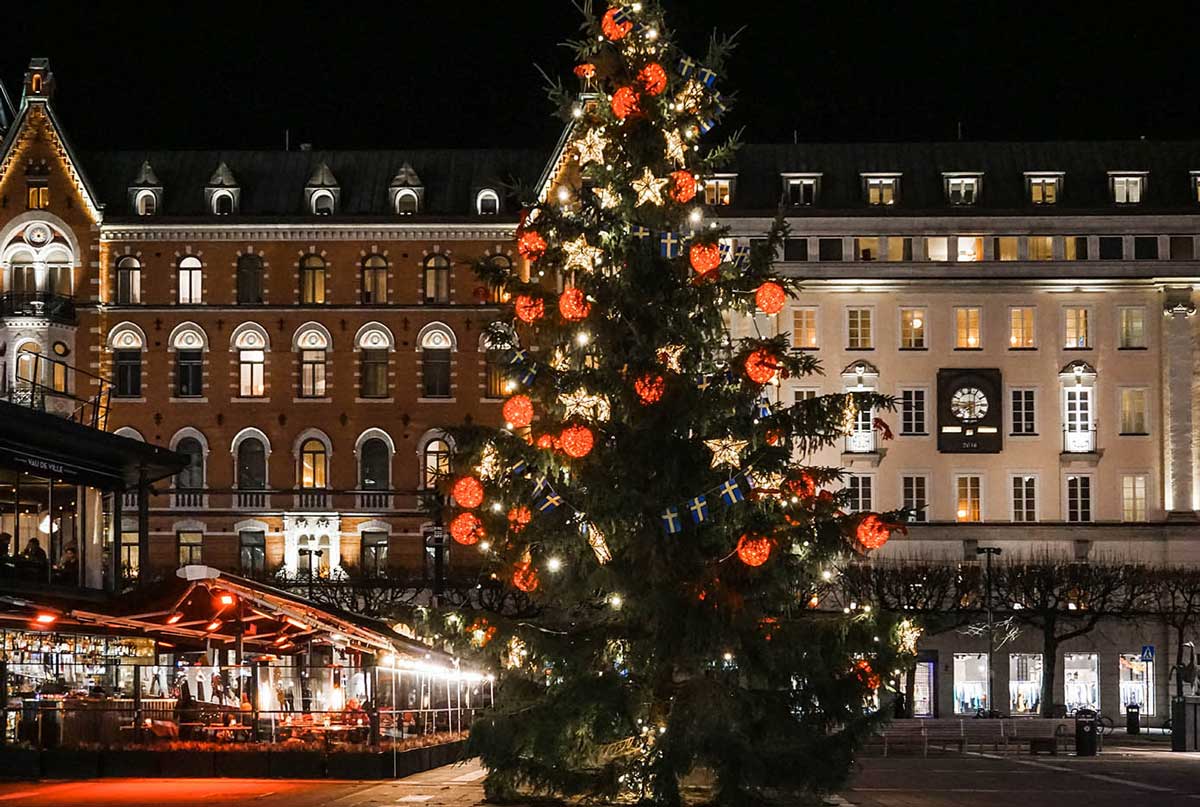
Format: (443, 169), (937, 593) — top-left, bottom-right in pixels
(2, 1), (1193, 151)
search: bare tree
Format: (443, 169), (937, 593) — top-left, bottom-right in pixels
(1148, 566), (1200, 698)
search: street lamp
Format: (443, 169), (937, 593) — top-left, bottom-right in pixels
(976, 546), (1002, 717)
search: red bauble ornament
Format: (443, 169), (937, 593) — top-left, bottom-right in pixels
(784, 471), (817, 500)
(559, 424), (595, 458)
(574, 62), (596, 80)
(634, 373), (666, 405)
(736, 533), (773, 567)
(559, 287), (591, 321)
(670, 170), (697, 203)
(856, 514), (896, 551)
(744, 348), (779, 385)
(637, 62), (668, 95)
(689, 242), (722, 276)
(766, 428), (788, 446)
(451, 476), (485, 509)
(514, 295), (545, 324)
(755, 281), (787, 315)
(611, 86), (641, 120)
(517, 230), (547, 261)
(601, 7), (633, 40)
(449, 512), (484, 546)
(508, 506), (532, 534)
(512, 560), (540, 593)
(853, 658), (882, 690)
(536, 433), (557, 450)
(502, 394), (534, 428)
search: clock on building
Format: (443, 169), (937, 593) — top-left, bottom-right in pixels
(938, 369), (1002, 453)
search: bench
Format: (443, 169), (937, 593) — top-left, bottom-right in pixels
(1004, 719), (1073, 755)
(876, 718), (1075, 757)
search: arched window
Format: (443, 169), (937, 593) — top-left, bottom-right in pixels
(422, 439), (451, 489)
(237, 438), (267, 489)
(362, 255), (387, 304)
(476, 189), (500, 215)
(9, 249), (34, 294)
(294, 324), (329, 398)
(300, 254), (326, 304)
(311, 190), (335, 216)
(419, 324), (455, 398)
(423, 254), (450, 304)
(14, 343), (39, 389)
(212, 190), (234, 216)
(236, 254), (263, 304)
(108, 324), (146, 398)
(135, 191), (157, 216)
(488, 254), (512, 302)
(116, 257), (141, 304)
(177, 256), (202, 304)
(356, 323), (393, 399)
(170, 323), (207, 398)
(481, 329), (513, 400)
(300, 438), (327, 489)
(395, 189), (419, 215)
(359, 438), (390, 490)
(232, 324), (269, 398)
(175, 437), (205, 489)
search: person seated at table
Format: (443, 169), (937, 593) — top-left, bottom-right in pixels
(53, 545), (78, 584)
(21, 537), (48, 573)
(174, 683), (199, 738)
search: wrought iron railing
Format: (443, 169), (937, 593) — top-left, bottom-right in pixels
(7, 352), (112, 430)
(1063, 427), (1097, 453)
(0, 291), (76, 323)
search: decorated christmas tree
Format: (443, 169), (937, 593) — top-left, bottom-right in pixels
(438, 3), (908, 803)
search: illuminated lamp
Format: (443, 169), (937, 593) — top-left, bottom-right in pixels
(273, 634), (290, 646)
(216, 592), (235, 606)
(450, 512), (485, 546)
(669, 170), (696, 203)
(559, 287), (592, 321)
(755, 281), (787, 315)
(688, 242), (721, 276)
(277, 641), (295, 651)
(634, 373), (665, 405)
(637, 62), (668, 96)
(514, 294), (545, 324)
(744, 348), (779, 385)
(34, 612), (57, 625)
(502, 394), (534, 429)
(611, 86), (641, 120)
(205, 619), (223, 632)
(559, 424), (595, 458)
(165, 611), (184, 625)
(735, 534), (772, 567)
(451, 476), (485, 509)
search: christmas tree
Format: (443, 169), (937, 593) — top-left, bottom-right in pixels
(439, 3), (907, 804)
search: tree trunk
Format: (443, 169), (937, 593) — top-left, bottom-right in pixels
(1039, 625), (1059, 718)
(1177, 623), (1187, 700)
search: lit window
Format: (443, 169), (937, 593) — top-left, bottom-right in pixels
(1119, 653), (1154, 714)
(212, 191), (235, 216)
(300, 439), (327, 488)
(1011, 389), (1036, 435)
(1122, 475), (1148, 522)
(1066, 475), (1092, 522)
(902, 475), (928, 522)
(423, 255), (451, 304)
(1010, 654), (1043, 714)
(956, 475), (981, 522)
(703, 176), (733, 206)
(177, 531), (203, 566)
(900, 388), (926, 434)
(311, 190), (335, 215)
(1009, 307), (1035, 348)
(362, 255), (388, 304)
(476, 189), (500, 215)
(239, 349), (265, 397)
(793, 308), (818, 349)
(946, 175), (979, 205)
(954, 653), (989, 715)
(1065, 236), (1089, 261)
(886, 237), (913, 262)
(1111, 174), (1144, 204)
(846, 475), (873, 512)
(785, 176), (818, 206)
(300, 349), (326, 397)
(864, 175), (898, 206)
(422, 439), (451, 489)
(1120, 388), (1148, 434)
(300, 255), (326, 304)
(955, 307), (981, 349)
(177, 256), (202, 305)
(26, 183), (49, 210)
(1028, 175), (1060, 205)
(396, 189), (419, 215)
(116, 257), (141, 304)
(1064, 654), (1099, 713)
(854, 237), (880, 261)
(1118, 307), (1146, 349)
(1028, 236), (1054, 261)
(1193, 173), (1200, 204)
(925, 237), (949, 262)
(1011, 476), (1036, 522)
(899, 308), (926, 349)
(956, 236), (983, 262)
(846, 308), (872, 349)
(135, 191), (157, 216)
(1063, 307), (1090, 349)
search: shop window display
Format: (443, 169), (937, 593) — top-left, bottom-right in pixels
(1064, 652), (1100, 713)
(1119, 654), (1154, 715)
(953, 653), (989, 715)
(1009, 654), (1042, 715)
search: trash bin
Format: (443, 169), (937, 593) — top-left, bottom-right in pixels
(1075, 708), (1098, 756)
(1126, 704), (1141, 735)
(1172, 696), (1188, 752)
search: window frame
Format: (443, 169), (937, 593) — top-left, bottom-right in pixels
(115, 258), (142, 305)
(899, 387), (928, 436)
(177, 257), (203, 305)
(1065, 473), (1094, 523)
(845, 474), (874, 512)
(1121, 473), (1149, 522)
(899, 307), (927, 350)
(236, 438), (267, 490)
(423, 254), (451, 304)
(362, 255), (388, 304)
(955, 474), (983, 522)
(299, 348), (327, 398)
(845, 306), (874, 350)
(783, 174), (820, 206)
(1110, 173), (1147, 205)
(1009, 473), (1039, 523)
(1062, 305), (1092, 350)
(901, 473), (929, 522)
(1010, 387), (1038, 436)
(299, 438), (328, 489)
(299, 255), (327, 304)
(862, 173), (900, 206)
(954, 306), (982, 350)
(113, 349), (142, 398)
(175, 349), (203, 398)
(421, 347), (452, 398)
(793, 307), (819, 350)
(238, 348), (265, 398)
(236, 254), (264, 304)
(361, 531), (389, 576)
(239, 530), (266, 577)
(360, 348), (389, 399)
(358, 438), (391, 491)
(1118, 386), (1150, 436)
(1008, 306), (1036, 349)
(177, 530), (203, 567)
(945, 174), (981, 206)
(422, 438), (451, 489)
(1026, 173), (1062, 205)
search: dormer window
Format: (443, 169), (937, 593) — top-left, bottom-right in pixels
(212, 190), (235, 216)
(304, 163), (340, 216)
(26, 181), (48, 210)
(703, 175), (735, 206)
(395, 189), (419, 215)
(204, 162), (240, 215)
(311, 190), (335, 216)
(862, 174), (899, 206)
(1191, 172), (1200, 204)
(1026, 173), (1062, 205)
(782, 173), (820, 206)
(476, 189), (500, 215)
(1110, 172), (1146, 205)
(389, 163), (424, 216)
(944, 173), (981, 205)
(135, 190), (157, 216)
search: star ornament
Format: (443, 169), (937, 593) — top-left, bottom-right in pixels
(664, 129), (687, 167)
(657, 344), (685, 373)
(575, 128), (607, 167)
(632, 167), (669, 207)
(592, 185), (620, 210)
(559, 388), (612, 422)
(705, 437), (749, 469)
(562, 235), (604, 274)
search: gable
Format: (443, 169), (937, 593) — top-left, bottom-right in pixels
(0, 102), (104, 223)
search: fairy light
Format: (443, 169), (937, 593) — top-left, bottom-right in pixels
(547, 557), (563, 573)
(479, 540), (491, 552)
(609, 593), (624, 609)
(576, 331), (591, 346)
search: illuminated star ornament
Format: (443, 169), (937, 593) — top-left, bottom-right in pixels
(559, 388), (612, 422)
(704, 437), (748, 469)
(562, 235), (604, 274)
(657, 344), (685, 373)
(475, 443), (502, 482)
(664, 129), (687, 167)
(575, 128), (608, 166)
(632, 167), (669, 207)
(583, 522), (612, 565)
(592, 185), (620, 210)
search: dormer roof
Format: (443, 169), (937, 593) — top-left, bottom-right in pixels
(132, 160), (161, 187)
(306, 161), (339, 188)
(390, 162), (422, 188)
(207, 161), (238, 188)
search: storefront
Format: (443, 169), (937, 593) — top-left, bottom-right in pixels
(1064, 653), (1100, 714)
(1119, 653), (1154, 714)
(1008, 654), (1042, 715)
(953, 653), (989, 715)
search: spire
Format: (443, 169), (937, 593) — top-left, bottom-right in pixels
(21, 58), (54, 106)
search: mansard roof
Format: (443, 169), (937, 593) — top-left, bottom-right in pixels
(131, 160), (160, 187)
(86, 148), (544, 218)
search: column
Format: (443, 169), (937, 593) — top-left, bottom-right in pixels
(1162, 289), (1197, 519)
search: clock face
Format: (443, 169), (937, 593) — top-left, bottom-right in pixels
(950, 387), (989, 422)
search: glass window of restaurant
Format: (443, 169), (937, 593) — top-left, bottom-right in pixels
(1064, 652), (1100, 713)
(1009, 653), (1043, 714)
(1119, 654), (1154, 714)
(0, 470), (82, 586)
(953, 653), (989, 714)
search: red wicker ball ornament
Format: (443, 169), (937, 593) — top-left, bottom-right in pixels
(517, 230), (547, 261)
(755, 281), (787, 315)
(853, 658), (882, 690)
(536, 433), (557, 451)
(514, 295), (545, 324)
(449, 512), (484, 546)
(507, 506), (532, 534)
(634, 373), (666, 405)
(637, 62), (668, 96)
(601, 7), (633, 40)
(856, 514), (893, 551)
(451, 476), (485, 509)
(611, 86), (641, 120)
(512, 561), (540, 593)
(689, 242), (722, 276)
(784, 471), (817, 500)
(736, 533), (773, 567)
(559, 287), (592, 321)
(670, 170), (697, 203)
(574, 62), (596, 80)
(744, 348), (779, 385)
(559, 424), (595, 458)
(502, 394), (534, 429)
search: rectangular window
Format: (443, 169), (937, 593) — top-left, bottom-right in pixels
(239, 530), (265, 577)
(794, 387), (819, 404)
(1011, 475), (1037, 522)
(301, 267), (326, 304)
(783, 238), (808, 261)
(239, 349), (265, 397)
(119, 531), (139, 583)
(817, 238), (843, 261)
(900, 389), (927, 435)
(1011, 389), (1037, 435)
(925, 237), (949, 262)
(422, 348), (451, 398)
(1065, 236), (1089, 261)
(886, 237), (913, 262)
(1098, 236), (1124, 260)
(176, 349), (203, 397)
(865, 176), (897, 206)
(114, 350), (141, 397)
(954, 653), (990, 715)
(361, 349), (388, 398)
(956, 475), (981, 522)
(1113, 307), (1142, 348)
(300, 349), (326, 397)
(1028, 176), (1059, 205)
(1169, 236), (1195, 261)
(703, 177), (733, 206)
(1112, 175), (1144, 204)
(853, 236), (880, 261)
(1066, 475), (1092, 522)
(1063, 306), (1090, 348)
(361, 531), (389, 577)
(1120, 654), (1154, 715)
(26, 183), (49, 210)
(902, 475), (928, 522)
(47, 265), (71, 296)
(847, 308), (873, 349)
(793, 308), (818, 349)
(786, 177), (818, 206)
(1120, 388), (1149, 434)
(1009, 306), (1036, 349)
(1134, 236), (1159, 260)
(899, 308), (926, 349)
(1028, 236), (1054, 261)
(947, 176), (978, 205)
(1009, 654), (1044, 715)
(956, 236), (984, 262)
(177, 531), (203, 567)
(484, 349), (506, 399)
(362, 265), (388, 304)
(178, 266), (202, 304)
(955, 307), (981, 349)
(1064, 653), (1100, 713)
(993, 236), (1019, 261)
(846, 475), (873, 512)
(1122, 474), (1148, 522)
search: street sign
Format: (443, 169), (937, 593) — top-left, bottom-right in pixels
(1141, 645), (1155, 662)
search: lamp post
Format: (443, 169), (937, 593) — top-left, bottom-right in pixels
(298, 547), (324, 601)
(976, 546), (1002, 717)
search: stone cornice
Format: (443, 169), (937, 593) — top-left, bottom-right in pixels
(721, 213), (1200, 236)
(99, 221), (518, 243)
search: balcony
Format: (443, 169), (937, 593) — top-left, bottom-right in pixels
(170, 489), (207, 509)
(235, 490), (270, 509)
(842, 429), (884, 467)
(295, 490), (332, 510)
(0, 291), (76, 324)
(5, 352), (112, 430)
(356, 490), (393, 509)
(1062, 427), (1101, 465)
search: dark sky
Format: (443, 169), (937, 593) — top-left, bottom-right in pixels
(2, 1), (1193, 152)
